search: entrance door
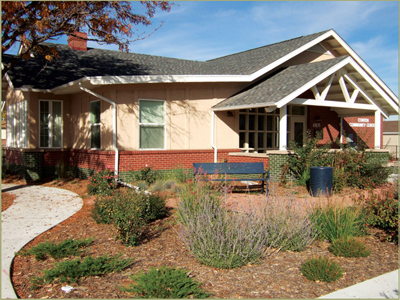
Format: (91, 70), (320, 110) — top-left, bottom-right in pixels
(289, 116), (306, 147)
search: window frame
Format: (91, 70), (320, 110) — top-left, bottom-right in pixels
(138, 99), (166, 150)
(90, 100), (101, 150)
(238, 107), (280, 153)
(38, 100), (63, 149)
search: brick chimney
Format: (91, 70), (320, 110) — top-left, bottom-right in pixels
(67, 32), (88, 51)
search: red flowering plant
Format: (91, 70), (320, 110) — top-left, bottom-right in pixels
(361, 190), (399, 244)
(88, 166), (118, 196)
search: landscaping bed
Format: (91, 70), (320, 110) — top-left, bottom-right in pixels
(2, 175), (398, 299)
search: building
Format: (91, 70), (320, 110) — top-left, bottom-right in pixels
(2, 29), (398, 181)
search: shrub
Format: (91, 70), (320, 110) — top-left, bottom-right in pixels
(178, 194), (268, 269)
(310, 203), (367, 242)
(282, 130), (332, 186)
(133, 165), (157, 185)
(177, 187), (318, 269)
(55, 160), (72, 181)
(148, 180), (167, 192)
(329, 237), (370, 257)
(281, 132), (391, 192)
(261, 193), (319, 252)
(362, 191), (398, 243)
(31, 254), (134, 289)
(91, 190), (166, 246)
(18, 238), (94, 260)
(121, 266), (209, 298)
(301, 256), (343, 282)
(88, 166), (118, 196)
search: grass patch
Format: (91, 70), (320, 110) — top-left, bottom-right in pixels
(329, 237), (370, 258)
(301, 256), (343, 282)
(310, 203), (367, 242)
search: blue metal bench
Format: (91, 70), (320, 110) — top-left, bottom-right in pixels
(193, 162), (269, 195)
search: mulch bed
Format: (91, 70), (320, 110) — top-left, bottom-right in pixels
(3, 175), (398, 299)
(1, 192), (15, 212)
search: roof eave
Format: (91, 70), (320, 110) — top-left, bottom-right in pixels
(330, 30), (399, 104)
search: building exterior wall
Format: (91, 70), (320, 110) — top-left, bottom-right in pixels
(307, 106), (382, 149)
(65, 82), (245, 151)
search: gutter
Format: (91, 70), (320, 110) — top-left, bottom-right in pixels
(211, 111), (217, 162)
(78, 83), (119, 177)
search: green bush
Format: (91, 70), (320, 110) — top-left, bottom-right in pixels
(281, 132), (390, 192)
(133, 165), (157, 185)
(362, 191), (398, 243)
(301, 256), (343, 282)
(329, 237), (370, 257)
(88, 166), (118, 196)
(18, 238), (94, 260)
(91, 190), (166, 246)
(282, 130), (332, 186)
(121, 266), (209, 298)
(31, 254), (134, 289)
(310, 204), (367, 242)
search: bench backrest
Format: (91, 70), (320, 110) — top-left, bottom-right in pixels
(193, 162), (265, 175)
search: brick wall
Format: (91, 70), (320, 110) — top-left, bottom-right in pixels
(307, 107), (380, 149)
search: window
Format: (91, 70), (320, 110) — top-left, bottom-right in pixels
(39, 100), (62, 148)
(90, 101), (101, 149)
(139, 100), (165, 149)
(7, 101), (28, 148)
(238, 108), (279, 153)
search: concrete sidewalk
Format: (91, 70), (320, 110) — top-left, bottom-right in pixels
(319, 269), (398, 299)
(1, 184), (83, 299)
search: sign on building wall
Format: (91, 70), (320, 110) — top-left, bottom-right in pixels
(349, 118), (374, 128)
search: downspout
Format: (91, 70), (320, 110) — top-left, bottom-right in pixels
(78, 83), (119, 177)
(211, 111), (217, 162)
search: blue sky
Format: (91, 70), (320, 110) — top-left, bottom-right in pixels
(6, 1), (399, 119)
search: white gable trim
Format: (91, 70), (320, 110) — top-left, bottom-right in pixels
(331, 31), (398, 102)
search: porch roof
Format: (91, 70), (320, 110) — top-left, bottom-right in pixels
(212, 56), (349, 110)
(212, 56), (399, 118)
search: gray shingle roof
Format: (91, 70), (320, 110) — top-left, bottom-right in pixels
(3, 30), (331, 90)
(212, 56), (349, 110)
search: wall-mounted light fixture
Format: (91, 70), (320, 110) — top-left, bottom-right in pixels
(227, 111), (234, 117)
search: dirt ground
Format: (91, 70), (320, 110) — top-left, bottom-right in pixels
(2, 175), (398, 299)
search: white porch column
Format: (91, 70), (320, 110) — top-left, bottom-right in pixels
(340, 117), (344, 144)
(374, 110), (381, 149)
(279, 105), (287, 150)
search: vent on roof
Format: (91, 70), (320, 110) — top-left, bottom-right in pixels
(67, 32), (87, 51)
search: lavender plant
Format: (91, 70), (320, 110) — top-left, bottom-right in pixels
(177, 184), (318, 269)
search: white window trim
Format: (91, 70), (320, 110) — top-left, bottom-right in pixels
(239, 108), (280, 152)
(138, 99), (166, 150)
(90, 100), (101, 150)
(39, 100), (63, 148)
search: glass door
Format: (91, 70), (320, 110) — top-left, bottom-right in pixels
(289, 116), (306, 147)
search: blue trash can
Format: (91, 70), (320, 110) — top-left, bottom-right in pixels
(310, 166), (333, 197)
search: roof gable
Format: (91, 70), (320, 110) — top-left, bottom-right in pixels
(212, 56), (349, 110)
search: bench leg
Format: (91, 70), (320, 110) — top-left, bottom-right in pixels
(261, 181), (264, 194)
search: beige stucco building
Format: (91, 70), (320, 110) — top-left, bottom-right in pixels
(2, 29), (399, 181)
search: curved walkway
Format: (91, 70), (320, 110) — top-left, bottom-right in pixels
(1, 184), (83, 299)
